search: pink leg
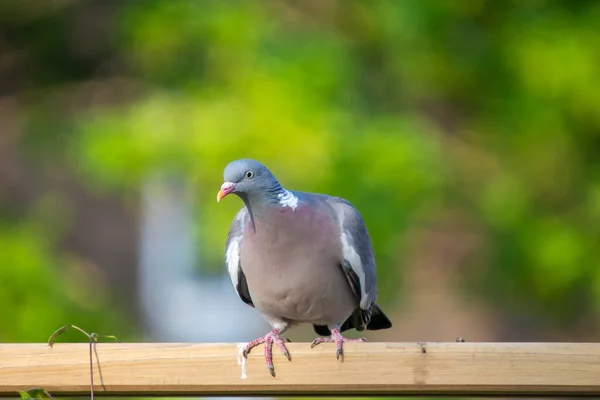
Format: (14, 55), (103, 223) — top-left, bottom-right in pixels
(310, 328), (366, 362)
(242, 328), (291, 377)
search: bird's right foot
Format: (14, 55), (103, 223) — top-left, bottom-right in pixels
(242, 329), (291, 377)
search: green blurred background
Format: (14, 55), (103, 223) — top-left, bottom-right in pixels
(1, 0), (599, 397)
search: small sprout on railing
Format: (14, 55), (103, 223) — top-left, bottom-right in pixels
(48, 324), (119, 347)
(47, 324), (120, 400)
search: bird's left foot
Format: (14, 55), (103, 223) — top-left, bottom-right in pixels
(310, 328), (367, 362)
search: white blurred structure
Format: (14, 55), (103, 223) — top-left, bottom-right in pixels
(138, 172), (269, 398)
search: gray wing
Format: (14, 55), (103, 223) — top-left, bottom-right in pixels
(327, 197), (378, 317)
(225, 207), (254, 307)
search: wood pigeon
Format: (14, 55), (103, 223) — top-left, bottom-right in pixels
(217, 159), (392, 376)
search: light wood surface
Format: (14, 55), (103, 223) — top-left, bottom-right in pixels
(0, 342), (599, 397)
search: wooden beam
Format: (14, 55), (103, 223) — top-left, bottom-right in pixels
(0, 342), (599, 397)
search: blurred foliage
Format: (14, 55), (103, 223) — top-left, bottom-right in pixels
(1, 0), (600, 349)
(18, 388), (53, 400)
(0, 214), (128, 342)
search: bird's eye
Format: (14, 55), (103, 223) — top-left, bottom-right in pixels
(245, 170), (254, 179)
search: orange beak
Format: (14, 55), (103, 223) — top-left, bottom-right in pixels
(217, 182), (236, 202)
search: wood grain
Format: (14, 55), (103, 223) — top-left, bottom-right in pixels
(0, 342), (599, 397)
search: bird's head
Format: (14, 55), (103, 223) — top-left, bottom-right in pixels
(217, 159), (280, 202)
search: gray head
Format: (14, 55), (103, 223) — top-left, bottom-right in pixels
(216, 159), (282, 203)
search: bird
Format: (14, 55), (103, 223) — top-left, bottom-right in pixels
(217, 158), (392, 377)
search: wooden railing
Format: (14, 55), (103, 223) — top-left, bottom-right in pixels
(1, 342), (599, 397)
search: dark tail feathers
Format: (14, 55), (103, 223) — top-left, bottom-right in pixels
(313, 303), (392, 337)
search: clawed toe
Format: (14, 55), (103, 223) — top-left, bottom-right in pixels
(276, 339), (292, 361)
(310, 337), (330, 348)
(243, 346), (257, 359)
(242, 337), (266, 359)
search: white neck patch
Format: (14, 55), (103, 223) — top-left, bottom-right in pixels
(277, 189), (299, 210)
